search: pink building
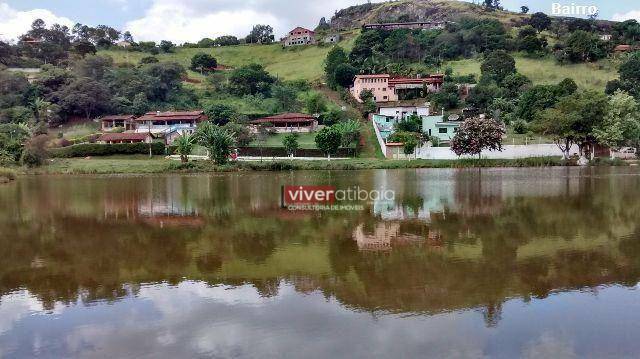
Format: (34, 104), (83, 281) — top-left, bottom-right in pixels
(350, 74), (445, 103)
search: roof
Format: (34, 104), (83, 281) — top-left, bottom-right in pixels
(615, 45), (633, 51)
(251, 113), (316, 124)
(355, 74), (391, 79)
(101, 115), (135, 121)
(389, 76), (444, 86)
(98, 133), (150, 142)
(135, 111), (206, 122)
(289, 26), (314, 34)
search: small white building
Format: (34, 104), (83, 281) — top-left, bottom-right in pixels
(378, 104), (431, 120)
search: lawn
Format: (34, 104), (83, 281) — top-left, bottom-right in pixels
(99, 34), (356, 82)
(444, 54), (619, 91)
(249, 132), (318, 149)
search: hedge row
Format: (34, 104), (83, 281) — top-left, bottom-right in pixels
(50, 142), (166, 158)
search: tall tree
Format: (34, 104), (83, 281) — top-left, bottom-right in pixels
(450, 117), (505, 158)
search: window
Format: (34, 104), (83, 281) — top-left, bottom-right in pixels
(439, 128), (448, 134)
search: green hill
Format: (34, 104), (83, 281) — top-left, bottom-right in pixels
(99, 33), (357, 83)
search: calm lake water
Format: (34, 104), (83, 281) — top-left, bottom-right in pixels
(2, 168), (640, 358)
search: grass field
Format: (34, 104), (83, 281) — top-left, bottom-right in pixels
(445, 54), (618, 91)
(249, 133), (318, 148)
(99, 34), (356, 82)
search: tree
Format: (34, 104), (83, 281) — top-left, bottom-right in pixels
(315, 126), (342, 159)
(21, 134), (49, 167)
(50, 77), (111, 119)
(195, 121), (235, 165)
(304, 92), (328, 114)
(333, 120), (361, 154)
(72, 40), (96, 57)
(204, 103), (236, 126)
(214, 35), (240, 46)
(190, 52), (217, 74)
(246, 25), (274, 44)
(530, 12), (551, 32)
(558, 30), (606, 63)
(131, 93), (150, 116)
(388, 131), (420, 157)
(609, 53), (640, 99)
(223, 122), (254, 146)
(282, 133), (299, 157)
(174, 133), (195, 163)
(520, 6), (529, 14)
(73, 55), (113, 81)
(480, 50), (516, 84)
(324, 46), (348, 89)
(143, 62), (186, 101)
(430, 83), (460, 110)
(272, 84), (300, 112)
(228, 63), (275, 96)
(159, 40), (176, 53)
(594, 91), (640, 153)
(0, 41), (13, 65)
(502, 73), (531, 99)
(450, 117), (505, 158)
(333, 63), (358, 88)
(534, 90), (608, 158)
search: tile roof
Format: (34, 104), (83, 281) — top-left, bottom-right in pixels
(251, 113), (316, 124)
(101, 115), (135, 121)
(135, 111), (206, 122)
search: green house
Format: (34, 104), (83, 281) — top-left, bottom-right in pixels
(422, 115), (461, 143)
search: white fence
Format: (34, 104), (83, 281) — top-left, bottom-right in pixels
(415, 144), (580, 160)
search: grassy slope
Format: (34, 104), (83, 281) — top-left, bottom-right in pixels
(99, 34), (356, 82)
(445, 55), (618, 91)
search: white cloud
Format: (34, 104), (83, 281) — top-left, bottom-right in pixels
(124, 0), (366, 43)
(612, 10), (640, 22)
(0, 2), (75, 42)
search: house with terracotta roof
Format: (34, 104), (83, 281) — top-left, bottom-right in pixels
(250, 113), (318, 133)
(282, 27), (316, 47)
(614, 44), (639, 53)
(350, 74), (444, 103)
(133, 110), (207, 137)
(97, 132), (152, 144)
(100, 115), (136, 132)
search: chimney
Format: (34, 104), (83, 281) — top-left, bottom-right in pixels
(156, 111), (161, 116)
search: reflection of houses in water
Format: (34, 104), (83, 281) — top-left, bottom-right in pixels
(353, 222), (440, 251)
(102, 177), (204, 227)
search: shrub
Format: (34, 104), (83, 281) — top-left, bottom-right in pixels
(49, 142), (165, 158)
(512, 120), (528, 134)
(21, 135), (50, 167)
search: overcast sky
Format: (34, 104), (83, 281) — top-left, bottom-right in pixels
(2, 0), (640, 43)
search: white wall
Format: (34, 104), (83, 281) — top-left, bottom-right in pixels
(415, 144), (580, 160)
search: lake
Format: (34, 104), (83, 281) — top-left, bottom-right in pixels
(1, 168), (640, 358)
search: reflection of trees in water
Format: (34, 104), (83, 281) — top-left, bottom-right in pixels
(3, 170), (640, 324)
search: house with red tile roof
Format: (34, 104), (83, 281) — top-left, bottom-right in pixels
(282, 27), (316, 47)
(250, 113), (318, 133)
(100, 115), (136, 132)
(133, 111), (207, 136)
(350, 74), (444, 103)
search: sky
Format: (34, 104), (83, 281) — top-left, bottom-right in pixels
(2, 0), (640, 43)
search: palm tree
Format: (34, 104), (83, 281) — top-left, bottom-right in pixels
(194, 122), (236, 165)
(174, 133), (195, 163)
(33, 98), (53, 123)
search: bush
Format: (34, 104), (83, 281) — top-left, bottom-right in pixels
(21, 135), (50, 167)
(49, 142), (165, 158)
(512, 120), (528, 134)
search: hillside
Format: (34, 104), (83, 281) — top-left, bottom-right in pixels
(330, 0), (530, 30)
(100, 33), (357, 82)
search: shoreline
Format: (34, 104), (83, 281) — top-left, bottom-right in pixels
(13, 156), (630, 176)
